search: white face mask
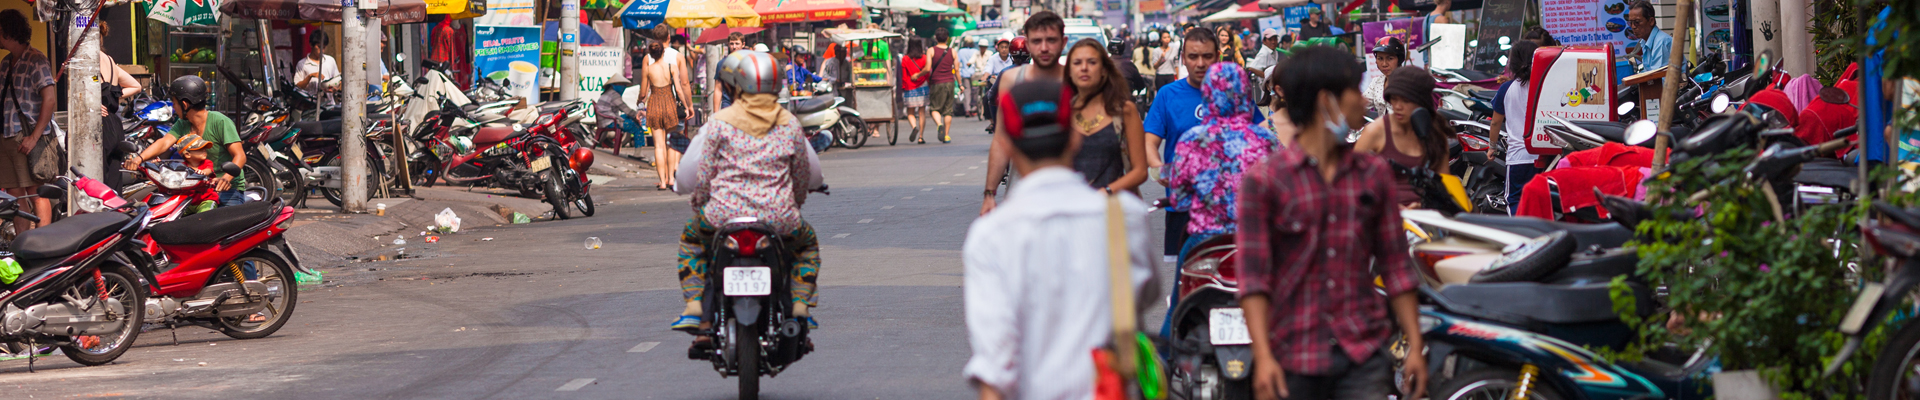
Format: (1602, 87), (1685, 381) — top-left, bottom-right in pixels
(1321, 93), (1353, 146)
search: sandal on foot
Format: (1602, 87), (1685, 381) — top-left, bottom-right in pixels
(669, 315), (702, 331)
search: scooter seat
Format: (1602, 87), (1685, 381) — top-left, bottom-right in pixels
(1451, 214), (1633, 250)
(295, 120), (342, 139)
(1794, 158), (1857, 190)
(1570, 121), (1630, 144)
(1440, 282), (1622, 324)
(472, 126), (524, 147)
(791, 96), (837, 114)
(150, 201), (277, 245)
(1469, 89), (1499, 101)
(537, 101), (573, 114)
(14, 212), (130, 264)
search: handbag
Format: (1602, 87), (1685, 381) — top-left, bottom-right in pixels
(1093, 195), (1168, 400)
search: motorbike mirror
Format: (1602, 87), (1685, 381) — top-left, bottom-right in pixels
(1617, 102), (1636, 116)
(395, 53), (407, 63)
(1409, 108), (1434, 139)
(220, 162), (242, 177)
(1710, 93), (1732, 114)
(35, 182), (63, 200)
(1626, 120), (1660, 146)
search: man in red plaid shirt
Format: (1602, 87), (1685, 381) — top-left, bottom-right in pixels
(1236, 46), (1427, 400)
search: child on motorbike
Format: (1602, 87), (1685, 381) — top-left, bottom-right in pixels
(669, 50), (826, 334)
(178, 136), (221, 214)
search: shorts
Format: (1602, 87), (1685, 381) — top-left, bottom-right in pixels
(930, 81), (956, 114)
(904, 87), (929, 107)
(0, 135), (36, 188)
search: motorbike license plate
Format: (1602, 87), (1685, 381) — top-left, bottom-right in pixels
(1840, 282), (1886, 334)
(723, 267), (773, 296)
(1209, 308), (1252, 345)
(529, 156), (552, 173)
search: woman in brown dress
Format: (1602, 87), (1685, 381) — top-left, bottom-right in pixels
(638, 34), (691, 190)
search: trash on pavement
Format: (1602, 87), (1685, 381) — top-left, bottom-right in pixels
(393, 237), (407, 246)
(376, 203), (387, 216)
(435, 208), (462, 233)
(585, 237), (601, 249)
(426, 236), (440, 243)
(295, 269), (324, 287)
(511, 212), (531, 224)
(481, 237), (495, 241)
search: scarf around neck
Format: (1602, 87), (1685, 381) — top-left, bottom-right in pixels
(711, 93), (794, 137)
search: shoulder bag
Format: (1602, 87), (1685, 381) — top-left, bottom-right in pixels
(1093, 195), (1167, 400)
(2, 57), (61, 183)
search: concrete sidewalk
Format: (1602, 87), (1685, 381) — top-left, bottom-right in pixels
(287, 148), (661, 267)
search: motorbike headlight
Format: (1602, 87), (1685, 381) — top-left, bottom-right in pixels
(76, 196), (104, 213)
(156, 169), (197, 190)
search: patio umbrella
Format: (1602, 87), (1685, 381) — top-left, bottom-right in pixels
(1201, 3), (1274, 22)
(148, 0), (222, 26)
(754, 0), (862, 24)
(220, 0), (430, 23)
(624, 0), (761, 30)
(424, 0), (486, 20)
(693, 23), (766, 44)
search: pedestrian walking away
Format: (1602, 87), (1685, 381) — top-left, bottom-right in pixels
(928, 28), (960, 144)
(964, 78), (1159, 400)
(981, 11), (1070, 216)
(1239, 46), (1427, 400)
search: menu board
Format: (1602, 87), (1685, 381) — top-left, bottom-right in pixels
(1538, 0), (1633, 58)
(1471, 0), (1525, 74)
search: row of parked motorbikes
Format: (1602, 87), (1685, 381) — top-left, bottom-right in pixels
(121, 54), (599, 220)
(1159, 54), (1910, 399)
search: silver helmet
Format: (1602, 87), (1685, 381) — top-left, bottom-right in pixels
(718, 50), (781, 95)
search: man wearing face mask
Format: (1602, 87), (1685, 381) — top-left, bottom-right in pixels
(1238, 46), (1427, 400)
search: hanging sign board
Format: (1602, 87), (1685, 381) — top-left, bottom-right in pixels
(1471, 0), (1524, 74)
(1524, 45), (1617, 155)
(1538, 0), (1632, 58)
(474, 25), (543, 100)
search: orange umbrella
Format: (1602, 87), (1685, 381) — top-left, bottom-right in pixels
(753, 0), (862, 23)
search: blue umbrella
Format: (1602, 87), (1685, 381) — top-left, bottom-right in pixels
(546, 20), (610, 45)
(622, 0), (669, 30)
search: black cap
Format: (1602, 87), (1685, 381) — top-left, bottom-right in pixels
(998, 80), (1069, 141)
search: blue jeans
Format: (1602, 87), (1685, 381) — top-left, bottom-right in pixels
(1505, 163), (1539, 216)
(1160, 234), (1213, 339)
(219, 190), (250, 207)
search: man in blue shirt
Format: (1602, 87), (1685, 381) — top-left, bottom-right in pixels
(1144, 27), (1264, 263)
(1628, 1), (1672, 74)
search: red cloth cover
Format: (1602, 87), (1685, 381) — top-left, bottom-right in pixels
(1744, 88), (1800, 126)
(1795, 98), (1859, 157)
(1516, 166), (1646, 220)
(1563, 142), (1660, 169)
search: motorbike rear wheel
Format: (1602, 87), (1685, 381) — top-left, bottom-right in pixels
(59, 265), (146, 366)
(737, 319), (760, 400)
(1434, 368), (1563, 400)
(838, 117), (870, 150)
(1869, 319), (1920, 400)
(214, 251), (299, 340)
(274, 159), (307, 205)
(320, 153), (384, 209)
(243, 157), (279, 204)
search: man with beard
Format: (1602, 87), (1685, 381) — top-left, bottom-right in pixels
(980, 11), (1069, 215)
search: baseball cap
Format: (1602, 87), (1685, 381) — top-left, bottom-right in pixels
(1262, 28), (1281, 39)
(997, 80), (1072, 141)
(178, 136), (213, 151)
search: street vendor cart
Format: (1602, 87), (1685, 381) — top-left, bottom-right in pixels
(825, 28), (904, 145)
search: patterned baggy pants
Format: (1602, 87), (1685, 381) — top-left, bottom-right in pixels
(677, 215), (820, 306)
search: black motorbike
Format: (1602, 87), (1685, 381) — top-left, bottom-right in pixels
(687, 205), (826, 400)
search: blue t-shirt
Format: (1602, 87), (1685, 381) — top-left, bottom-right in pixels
(1144, 78), (1264, 199)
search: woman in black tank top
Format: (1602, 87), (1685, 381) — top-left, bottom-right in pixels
(1064, 39), (1150, 193)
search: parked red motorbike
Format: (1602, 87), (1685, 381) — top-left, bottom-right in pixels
(1163, 232), (1253, 400)
(0, 185), (150, 368)
(67, 161), (302, 340)
(411, 97), (594, 219)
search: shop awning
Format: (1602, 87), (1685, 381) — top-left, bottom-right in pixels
(1255, 0), (1353, 7)
(623, 0), (761, 30)
(877, 0), (954, 14)
(693, 23), (765, 44)
(754, 0), (862, 24)
(820, 28), (899, 42)
(219, 0), (430, 23)
(1201, 3), (1273, 22)
(424, 0), (486, 19)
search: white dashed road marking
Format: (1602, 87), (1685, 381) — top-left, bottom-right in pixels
(833, 233), (851, 238)
(954, 173), (966, 176)
(859, 219), (874, 224)
(628, 342), (659, 353)
(921, 188), (933, 191)
(903, 196), (915, 199)
(969, 166), (979, 169)
(882, 205), (895, 210)
(557, 378), (596, 391)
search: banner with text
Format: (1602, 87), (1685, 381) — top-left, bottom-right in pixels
(474, 25), (544, 100)
(1538, 0), (1631, 57)
(1524, 46), (1616, 155)
(578, 21), (626, 93)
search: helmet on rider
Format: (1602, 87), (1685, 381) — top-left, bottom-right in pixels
(170, 75), (211, 109)
(717, 50), (781, 95)
(1010, 37), (1029, 57)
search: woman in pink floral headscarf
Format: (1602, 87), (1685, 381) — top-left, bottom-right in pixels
(1168, 63), (1278, 254)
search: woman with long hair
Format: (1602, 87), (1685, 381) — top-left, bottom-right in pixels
(1064, 39), (1150, 193)
(1215, 26), (1247, 65)
(1355, 66), (1455, 207)
(901, 39), (931, 142)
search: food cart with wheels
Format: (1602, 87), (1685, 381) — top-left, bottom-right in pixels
(824, 28), (904, 145)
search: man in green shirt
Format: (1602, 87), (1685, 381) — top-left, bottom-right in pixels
(125, 75), (250, 206)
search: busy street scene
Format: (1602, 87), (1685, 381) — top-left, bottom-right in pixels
(0, 0), (1909, 397)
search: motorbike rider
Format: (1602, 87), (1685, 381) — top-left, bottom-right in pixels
(125, 75), (250, 207)
(593, 77), (641, 156)
(669, 50), (826, 335)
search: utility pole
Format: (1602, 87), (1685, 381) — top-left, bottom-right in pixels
(560, 0), (581, 100)
(67, 7), (102, 212)
(1780, 0), (1812, 74)
(1650, 0), (1693, 169)
(341, 0), (370, 212)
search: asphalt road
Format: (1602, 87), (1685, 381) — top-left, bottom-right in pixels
(0, 117), (1179, 399)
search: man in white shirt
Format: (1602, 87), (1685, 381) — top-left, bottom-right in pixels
(1248, 29), (1283, 72)
(964, 78), (1158, 400)
(294, 31), (340, 113)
